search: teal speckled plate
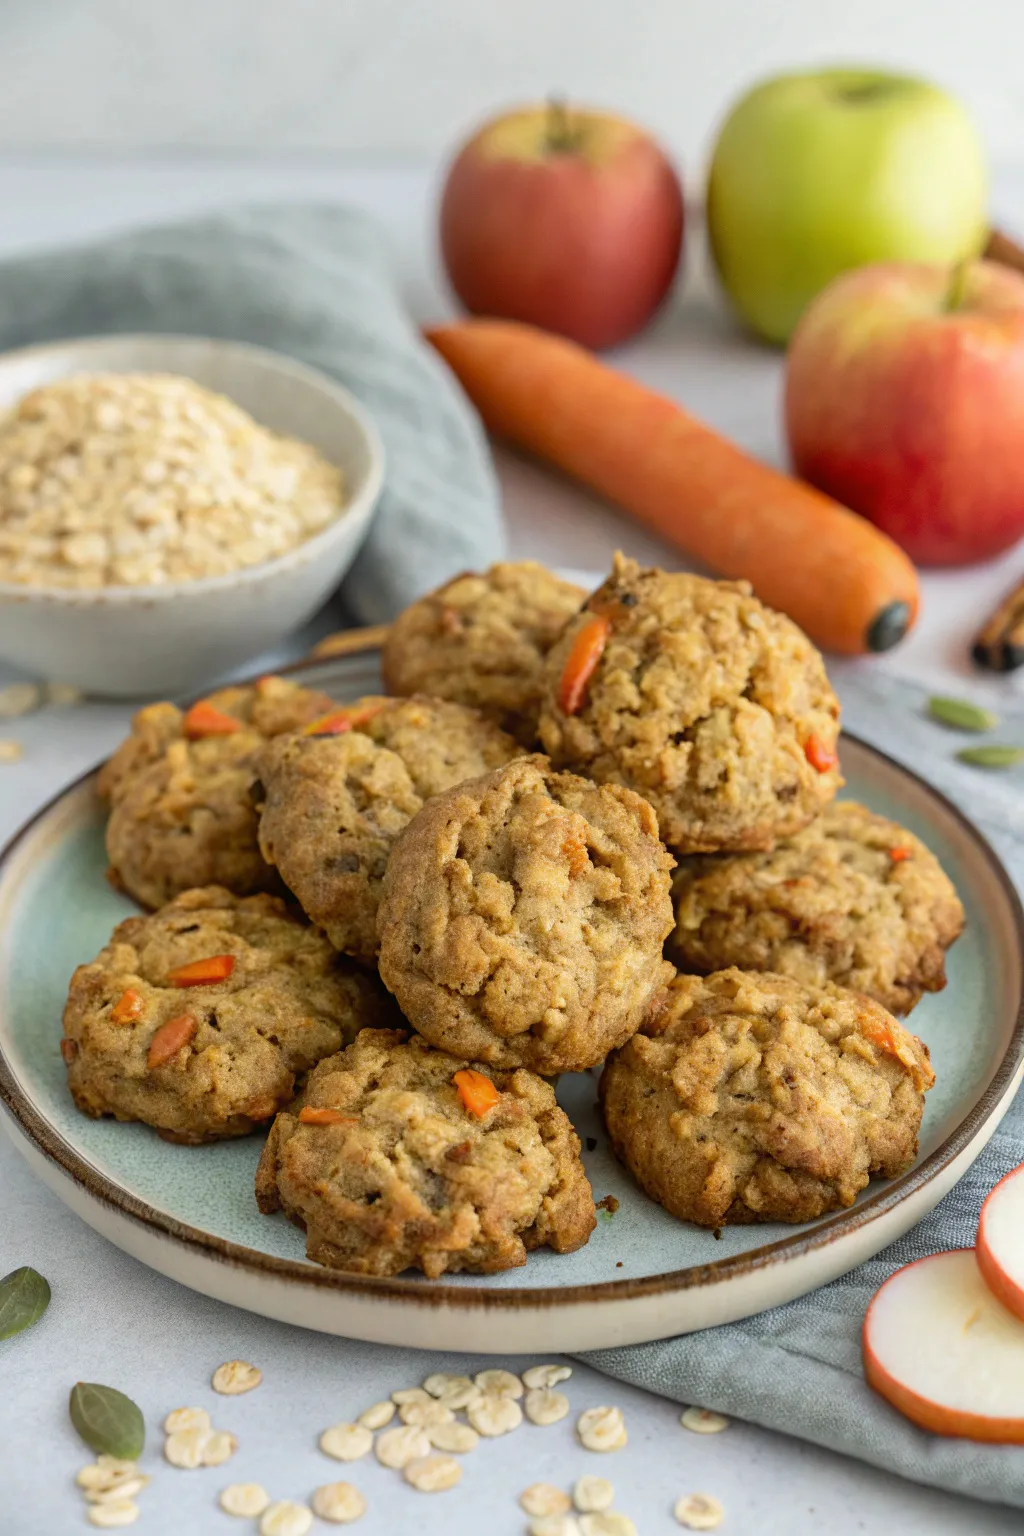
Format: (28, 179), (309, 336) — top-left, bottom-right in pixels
(1, 649), (1022, 1353)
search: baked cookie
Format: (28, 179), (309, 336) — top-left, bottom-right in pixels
(100, 676), (335, 909)
(538, 553), (842, 853)
(255, 696), (519, 964)
(255, 1028), (596, 1276)
(670, 800), (965, 1014)
(62, 886), (396, 1144)
(376, 755), (676, 1074)
(382, 561), (586, 743)
(600, 968), (934, 1227)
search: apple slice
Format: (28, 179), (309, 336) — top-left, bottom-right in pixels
(863, 1249), (1024, 1441)
(977, 1164), (1024, 1321)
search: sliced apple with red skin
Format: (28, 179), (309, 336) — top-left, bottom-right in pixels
(863, 1249), (1024, 1442)
(977, 1163), (1024, 1322)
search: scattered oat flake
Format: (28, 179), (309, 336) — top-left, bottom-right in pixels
(577, 1406), (627, 1452)
(259, 1500), (314, 1536)
(320, 1422), (374, 1462)
(96, 1456), (138, 1475)
(523, 1364), (572, 1390)
(525, 1386), (570, 1425)
(87, 1502), (139, 1529)
(392, 1387), (433, 1406)
(201, 1429), (238, 1466)
(579, 1515), (636, 1536)
(467, 1393), (523, 1436)
(45, 680), (84, 706)
(76, 1463), (137, 1492)
(357, 1400), (395, 1430)
(399, 1398), (454, 1428)
(521, 1484), (573, 1517)
(85, 1476), (149, 1505)
(528, 1516), (581, 1536)
(0, 739), (23, 762)
(404, 1453), (462, 1492)
(573, 1476), (615, 1513)
(426, 1419), (479, 1453)
(0, 682), (40, 717)
(374, 1424), (431, 1469)
(681, 1407), (729, 1435)
(311, 1481), (367, 1523)
(212, 1358), (262, 1395)
(423, 1372), (476, 1402)
(164, 1425), (211, 1468)
(473, 1368), (523, 1399)
(220, 1483), (271, 1517)
(674, 1492), (725, 1530)
(163, 1406), (210, 1435)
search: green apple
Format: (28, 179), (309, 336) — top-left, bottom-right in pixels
(706, 68), (988, 343)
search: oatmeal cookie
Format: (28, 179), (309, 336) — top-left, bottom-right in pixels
(62, 886), (396, 1144)
(382, 561), (586, 743)
(255, 696), (519, 964)
(376, 755), (675, 1074)
(255, 1028), (596, 1276)
(538, 553), (842, 853)
(600, 968), (934, 1227)
(100, 675), (335, 908)
(670, 800), (964, 1014)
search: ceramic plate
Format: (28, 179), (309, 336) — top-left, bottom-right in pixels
(1, 650), (1022, 1353)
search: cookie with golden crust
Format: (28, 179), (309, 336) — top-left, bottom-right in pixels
(100, 676), (335, 909)
(538, 553), (842, 854)
(669, 800), (964, 1015)
(62, 886), (397, 1144)
(382, 561), (586, 743)
(255, 1028), (596, 1277)
(599, 968), (934, 1228)
(376, 755), (676, 1074)
(255, 696), (520, 964)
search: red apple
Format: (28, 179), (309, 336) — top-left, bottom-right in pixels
(785, 259), (1024, 566)
(439, 101), (684, 350)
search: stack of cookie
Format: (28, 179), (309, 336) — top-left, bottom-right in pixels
(62, 555), (962, 1276)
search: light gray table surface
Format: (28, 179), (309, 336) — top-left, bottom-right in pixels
(2, 152), (1023, 1534)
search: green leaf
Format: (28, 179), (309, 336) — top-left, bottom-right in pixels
(955, 745), (1024, 770)
(0, 1266), (50, 1340)
(928, 695), (999, 732)
(69, 1382), (145, 1460)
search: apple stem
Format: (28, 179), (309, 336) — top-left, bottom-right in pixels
(546, 96), (576, 153)
(945, 260), (971, 313)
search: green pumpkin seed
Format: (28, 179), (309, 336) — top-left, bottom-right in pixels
(69, 1382), (145, 1460)
(955, 745), (1024, 769)
(928, 695), (999, 732)
(0, 1266), (50, 1340)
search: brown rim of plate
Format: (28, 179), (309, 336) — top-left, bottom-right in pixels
(0, 733), (1022, 1313)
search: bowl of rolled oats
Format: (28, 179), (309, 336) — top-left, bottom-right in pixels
(0, 334), (384, 694)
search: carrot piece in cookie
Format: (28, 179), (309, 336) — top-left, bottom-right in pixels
(298, 1106), (359, 1126)
(453, 1068), (501, 1118)
(804, 734), (839, 773)
(557, 614), (611, 716)
(889, 846), (913, 863)
(303, 703), (385, 737)
(182, 700), (243, 739)
(168, 954), (235, 987)
(110, 987), (145, 1024)
(147, 1012), (197, 1067)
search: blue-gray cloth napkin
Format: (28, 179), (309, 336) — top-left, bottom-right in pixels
(0, 203), (503, 622)
(582, 665), (1024, 1510)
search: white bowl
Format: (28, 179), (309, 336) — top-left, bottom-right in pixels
(0, 335), (385, 696)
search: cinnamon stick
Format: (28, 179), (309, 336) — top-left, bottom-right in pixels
(972, 576), (1024, 672)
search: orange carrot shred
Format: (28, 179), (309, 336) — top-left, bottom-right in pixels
(558, 614), (611, 716)
(111, 987), (145, 1024)
(804, 735), (839, 773)
(453, 1068), (501, 1119)
(147, 1013), (197, 1068)
(298, 1106), (359, 1126)
(303, 704), (385, 736)
(168, 954), (235, 987)
(889, 846), (913, 863)
(183, 700), (243, 739)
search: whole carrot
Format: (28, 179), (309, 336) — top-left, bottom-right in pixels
(426, 319), (919, 653)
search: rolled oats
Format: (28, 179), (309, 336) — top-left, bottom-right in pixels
(319, 1422), (374, 1462)
(466, 1393), (523, 1437)
(76, 1463), (138, 1493)
(212, 1359), (262, 1395)
(164, 1425), (211, 1468)
(0, 682), (40, 717)
(579, 1515), (637, 1536)
(674, 1493), (724, 1531)
(163, 1406), (211, 1435)
(219, 1483), (271, 1517)
(426, 1420), (479, 1454)
(87, 1501), (139, 1529)
(45, 681), (84, 706)
(201, 1430), (238, 1466)
(528, 1517), (581, 1536)
(523, 1364), (572, 1390)
(520, 1484), (573, 1517)
(0, 739), (23, 762)
(473, 1368), (523, 1399)
(311, 1482), (367, 1523)
(576, 1406), (627, 1453)
(524, 1387), (569, 1425)
(357, 1401), (395, 1431)
(374, 1425), (431, 1469)
(84, 1477), (149, 1505)
(423, 1372), (477, 1404)
(95, 1457), (138, 1476)
(403, 1454), (462, 1492)
(680, 1407), (729, 1435)
(398, 1398), (454, 1428)
(258, 1500), (314, 1536)
(391, 1387), (433, 1407)
(572, 1477), (615, 1513)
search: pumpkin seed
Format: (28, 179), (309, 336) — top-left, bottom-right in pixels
(70, 1383), (145, 1460)
(0, 1265), (50, 1339)
(955, 745), (1024, 769)
(928, 696), (999, 732)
